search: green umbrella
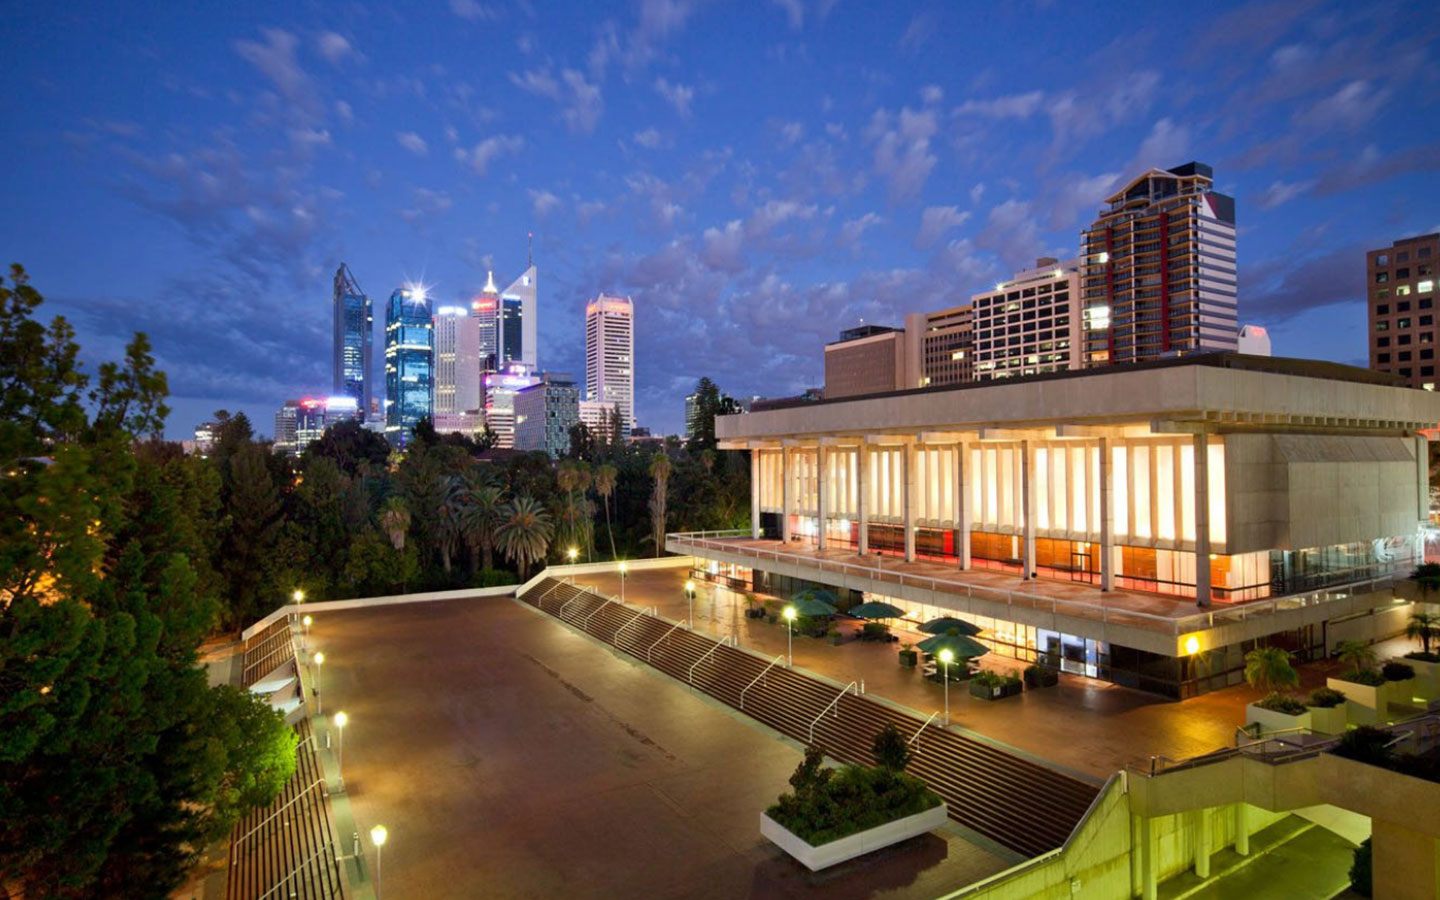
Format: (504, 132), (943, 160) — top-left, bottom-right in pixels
(794, 587), (840, 607)
(849, 601), (906, 620)
(919, 616), (982, 636)
(788, 596), (838, 617)
(917, 633), (989, 659)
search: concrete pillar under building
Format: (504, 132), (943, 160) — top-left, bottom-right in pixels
(903, 442), (916, 563)
(750, 451), (761, 539)
(1099, 437), (1114, 591)
(857, 445), (869, 556)
(1022, 440), (1036, 580)
(1234, 803), (1249, 856)
(1138, 814), (1157, 900)
(816, 444), (828, 552)
(1193, 433), (1211, 609)
(955, 441), (971, 570)
(781, 446), (792, 545)
(1193, 807), (1210, 878)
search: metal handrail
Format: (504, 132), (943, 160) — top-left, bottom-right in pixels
(558, 586), (592, 619)
(739, 655), (786, 709)
(688, 636), (732, 684)
(613, 607), (654, 644)
(534, 581), (564, 610)
(808, 681), (858, 743)
(252, 841), (338, 900)
(667, 532), (1403, 637)
(647, 622), (683, 662)
(233, 778), (327, 849)
(582, 591), (614, 628)
(908, 710), (940, 749)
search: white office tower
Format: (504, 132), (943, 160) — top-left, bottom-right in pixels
(585, 294), (635, 440)
(432, 306), (483, 434)
(502, 260), (538, 370)
(1237, 324), (1272, 357)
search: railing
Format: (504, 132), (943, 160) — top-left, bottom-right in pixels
(688, 636), (733, 685)
(254, 842), (339, 900)
(232, 779), (327, 851)
(558, 587), (592, 619)
(908, 710), (940, 749)
(668, 532), (1401, 637)
(808, 681), (858, 743)
(534, 581), (564, 610)
(739, 654), (786, 709)
(582, 592), (613, 628)
(613, 607), (654, 643)
(646, 622), (683, 662)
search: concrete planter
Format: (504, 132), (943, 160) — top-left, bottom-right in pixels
(1327, 676), (1387, 710)
(760, 803), (949, 871)
(1306, 704), (1347, 735)
(1401, 655), (1440, 700)
(968, 679), (1023, 701)
(1245, 701), (1310, 733)
(1385, 675), (1421, 708)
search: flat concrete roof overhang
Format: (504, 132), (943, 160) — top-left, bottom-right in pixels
(718, 353), (1440, 446)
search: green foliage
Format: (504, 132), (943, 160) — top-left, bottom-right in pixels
(768, 749), (941, 846)
(1340, 668), (1386, 687)
(496, 494), (554, 580)
(1382, 661), (1415, 682)
(1255, 693), (1309, 715)
(1349, 838), (1372, 898)
(1336, 640), (1378, 676)
(871, 724), (910, 773)
(971, 669), (1022, 689)
(860, 622), (891, 641)
(1406, 610), (1439, 656)
(1243, 646), (1298, 695)
(1307, 687), (1346, 708)
(1334, 726), (1394, 766)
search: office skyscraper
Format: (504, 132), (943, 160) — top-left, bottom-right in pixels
(385, 284), (434, 446)
(971, 257), (1083, 381)
(432, 305), (482, 433)
(501, 242), (538, 369)
(472, 271), (501, 373)
(585, 294), (635, 439)
(1368, 233), (1440, 390)
(1080, 161), (1237, 365)
(332, 263), (373, 415)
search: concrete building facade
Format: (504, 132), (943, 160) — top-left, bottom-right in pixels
(904, 306), (974, 388)
(1368, 232), (1440, 390)
(431, 306), (481, 434)
(972, 257), (1082, 381)
(514, 374), (580, 458)
(824, 325), (906, 399)
(586, 294), (635, 439)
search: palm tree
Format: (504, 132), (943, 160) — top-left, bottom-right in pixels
(496, 494), (554, 580)
(1407, 611), (1439, 657)
(1337, 640), (1378, 676)
(649, 452), (672, 558)
(594, 463), (618, 560)
(459, 475), (507, 573)
(434, 477), (464, 575)
(1244, 646), (1298, 696)
(379, 496), (410, 550)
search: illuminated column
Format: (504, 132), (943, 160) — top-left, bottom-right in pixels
(1022, 440), (1036, 580)
(956, 441), (971, 570)
(857, 445), (869, 555)
(1193, 433), (1211, 609)
(781, 446), (792, 544)
(903, 443), (916, 562)
(1193, 808), (1210, 878)
(1099, 437), (1114, 591)
(750, 450), (761, 539)
(1234, 804), (1249, 856)
(816, 444), (828, 552)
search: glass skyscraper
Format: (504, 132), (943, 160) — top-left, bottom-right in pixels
(385, 284), (433, 447)
(332, 263), (373, 414)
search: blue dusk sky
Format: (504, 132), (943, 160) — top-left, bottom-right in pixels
(3, 0), (1439, 438)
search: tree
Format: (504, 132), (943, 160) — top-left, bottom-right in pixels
(648, 451), (672, 557)
(90, 333), (170, 441)
(1337, 640), (1378, 676)
(871, 724), (910, 773)
(217, 443), (283, 627)
(496, 494), (554, 580)
(458, 473), (507, 574)
(380, 496), (411, 550)
(306, 417), (391, 476)
(1243, 646), (1298, 696)
(686, 376), (724, 452)
(594, 463), (618, 560)
(1406, 611), (1439, 657)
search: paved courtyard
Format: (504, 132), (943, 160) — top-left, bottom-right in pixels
(303, 597), (1012, 899)
(573, 565), (1367, 780)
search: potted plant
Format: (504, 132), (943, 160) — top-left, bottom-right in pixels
(897, 643), (917, 668)
(1023, 653), (1060, 688)
(861, 622), (890, 642)
(827, 629), (844, 646)
(968, 669), (1023, 700)
(1307, 686), (1348, 735)
(761, 737), (947, 871)
(1243, 647), (1305, 731)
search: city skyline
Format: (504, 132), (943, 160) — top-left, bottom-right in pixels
(4, 1), (1439, 438)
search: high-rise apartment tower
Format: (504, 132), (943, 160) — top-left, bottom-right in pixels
(1368, 233), (1440, 390)
(585, 294), (635, 439)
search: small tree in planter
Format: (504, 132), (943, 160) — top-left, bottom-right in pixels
(1405, 611), (1440, 662)
(1024, 652), (1060, 688)
(1244, 646), (1299, 698)
(897, 643), (918, 668)
(872, 723), (910, 773)
(1336, 640), (1380, 681)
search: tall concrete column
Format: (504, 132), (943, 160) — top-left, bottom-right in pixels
(956, 442), (971, 570)
(1193, 807), (1211, 878)
(781, 446), (792, 545)
(1022, 440), (1036, 580)
(1099, 437), (1114, 591)
(1234, 803), (1249, 856)
(816, 445), (828, 552)
(750, 450), (761, 539)
(1139, 814), (1157, 900)
(857, 446), (869, 556)
(1194, 433), (1211, 609)
(903, 443), (916, 563)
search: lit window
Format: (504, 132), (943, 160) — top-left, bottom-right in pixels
(1420, 281), (1434, 293)
(1397, 285), (1412, 296)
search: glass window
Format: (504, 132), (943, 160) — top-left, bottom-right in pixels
(1399, 318), (1412, 328)
(1398, 285), (1412, 296)
(1376, 321), (1389, 331)
(1400, 334), (1413, 345)
(1399, 301), (1412, 312)
(1423, 349), (1434, 360)
(1376, 272), (1389, 283)
(1379, 352), (1391, 363)
(1398, 252), (1410, 263)
(1377, 253), (1390, 265)
(1420, 281), (1434, 293)
(1397, 267), (1411, 279)
(1423, 315), (1433, 326)
(1422, 247), (1433, 258)
(1399, 351), (1413, 362)
(1377, 304), (1390, 314)
(1378, 336), (1391, 347)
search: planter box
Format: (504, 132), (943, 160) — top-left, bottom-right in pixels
(1385, 676), (1421, 708)
(1402, 655), (1440, 700)
(969, 680), (1022, 701)
(760, 803), (949, 871)
(1306, 704), (1347, 735)
(1245, 701), (1310, 734)
(898, 650), (917, 668)
(1024, 669), (1059, 689)
(1327, 676), (1388, 711)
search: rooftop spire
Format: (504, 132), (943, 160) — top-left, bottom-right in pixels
(483, 269), (498, 293)
(527, 231), (533, 268)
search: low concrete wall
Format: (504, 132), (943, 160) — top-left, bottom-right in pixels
(241, 557), (696, 640)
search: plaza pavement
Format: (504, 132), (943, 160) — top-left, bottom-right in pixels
(571, 565), (1367, 780)
(303, 597), (1012, 899)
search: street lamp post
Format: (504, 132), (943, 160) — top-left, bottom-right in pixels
(619, 562), (627, 603)
(783, 606), (797, 667)
(939, 649), (954, 725)
(302, 614), (312, 651)
(313, 651), (325, 716)
(567, 547), (578, 564)
(685, 580), (696, 629)
(333, 711), (347, 789)
(370, 824), (388, 900)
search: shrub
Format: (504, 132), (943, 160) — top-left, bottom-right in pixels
(860, 622), (890, 641)
(1405, 650), (1440, 663)
(1255, 693), (1308, 716)
(1382, 661), (1416, 682)
(871, 724), (910, 773)
(1349, 838), (1372, 897)
(971, 669), (1021, 689)
(1333, 726), (1394, 767)
(1339, 668), (1386, 687)
(1307, 687), (1346, 708)
(768, 754), (941, 846)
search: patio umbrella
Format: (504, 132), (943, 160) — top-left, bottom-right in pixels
(919, 616), (982, 636)
(793, 587), (840, 607)
(849, 600), (906, 620)
(917, 632), (989, 659)
(788, 595), (838, 617)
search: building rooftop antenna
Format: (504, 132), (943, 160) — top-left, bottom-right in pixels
(527, 231), (533, 268)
